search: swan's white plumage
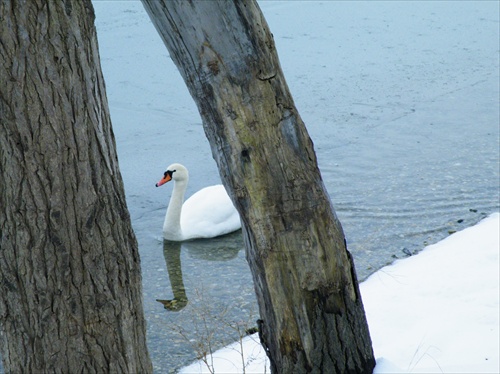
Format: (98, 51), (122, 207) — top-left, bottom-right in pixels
(157, 163), (241, 241)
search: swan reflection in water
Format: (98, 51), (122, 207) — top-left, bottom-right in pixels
(156, 230), (243, 312)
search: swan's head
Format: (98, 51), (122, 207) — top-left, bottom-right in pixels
(155, 163), (189, 187)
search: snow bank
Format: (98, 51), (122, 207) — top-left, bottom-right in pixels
(181, 213), (500, 373)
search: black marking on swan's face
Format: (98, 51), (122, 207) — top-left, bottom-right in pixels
(156, 169), (177, 187)
(164, 169), (176, 178)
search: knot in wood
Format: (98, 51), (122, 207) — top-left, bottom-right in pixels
(207, 60), (220, 75)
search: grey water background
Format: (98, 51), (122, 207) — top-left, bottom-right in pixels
(97, 1), (499, 373)
(0, 2), (497, 374)
(91, 2), (499, 372)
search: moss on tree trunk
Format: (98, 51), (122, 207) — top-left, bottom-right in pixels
(142, 1), (375, 372)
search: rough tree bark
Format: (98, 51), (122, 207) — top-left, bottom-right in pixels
(0, 1), (152, 372)
(142, 1), (375, 373)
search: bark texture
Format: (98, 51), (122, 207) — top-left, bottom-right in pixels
(142, 1), (375, 373)
(0, 1), (152, 372)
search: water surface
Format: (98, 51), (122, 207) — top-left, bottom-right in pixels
(57, 1), (500, 373)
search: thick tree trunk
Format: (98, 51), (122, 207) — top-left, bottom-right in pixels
(0, 1), (152, 372)
(142, 1), (375, 373)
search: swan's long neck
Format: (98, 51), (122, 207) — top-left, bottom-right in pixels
(163, 179), (187, 241)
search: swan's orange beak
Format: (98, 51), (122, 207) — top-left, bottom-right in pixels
(155, 173), (172, 187)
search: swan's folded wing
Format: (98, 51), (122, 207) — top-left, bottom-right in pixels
(181, 185), (241, 239)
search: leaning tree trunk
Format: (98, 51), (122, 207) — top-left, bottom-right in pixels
(142, 1), (375, 373)
(0, 1), (152, 372)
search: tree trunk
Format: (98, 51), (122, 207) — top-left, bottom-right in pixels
(0, 1), (152, 372)
(142, 1), (375, 373)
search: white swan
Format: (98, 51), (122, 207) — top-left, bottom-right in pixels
(155, 163), (241, 241)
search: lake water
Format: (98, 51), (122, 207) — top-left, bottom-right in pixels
(1, 2), (497, 373)
(92, 2), (498, 372)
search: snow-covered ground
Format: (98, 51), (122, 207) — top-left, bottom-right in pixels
(181, 213), (500, 373)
